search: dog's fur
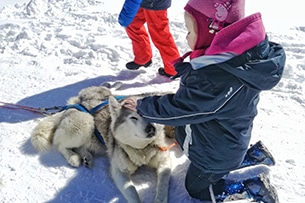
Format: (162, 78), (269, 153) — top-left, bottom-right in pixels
(31, 86), (173, 203)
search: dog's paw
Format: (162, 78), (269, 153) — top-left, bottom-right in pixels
(83, 154), (94, 168)
(68, 154), (82, 167)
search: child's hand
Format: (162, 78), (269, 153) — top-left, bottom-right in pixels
(124, 97), (138, 111)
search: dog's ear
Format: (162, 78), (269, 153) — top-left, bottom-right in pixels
(108, 96), (121, 119)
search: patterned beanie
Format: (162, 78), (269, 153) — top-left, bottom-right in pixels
(184, 0), (245, 52)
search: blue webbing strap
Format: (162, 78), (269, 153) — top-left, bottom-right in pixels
(62, 96), (126, 146)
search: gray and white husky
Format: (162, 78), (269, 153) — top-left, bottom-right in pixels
(31, 85), (173, 203)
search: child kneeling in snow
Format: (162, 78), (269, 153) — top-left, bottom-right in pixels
(124, 0), (285, 202)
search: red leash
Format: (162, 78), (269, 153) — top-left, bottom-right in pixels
(0, 101), (46, 114)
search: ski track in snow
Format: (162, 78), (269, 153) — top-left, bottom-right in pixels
(0, 0), (305, 202)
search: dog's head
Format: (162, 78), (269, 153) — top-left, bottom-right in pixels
(108, 96), (158, 149)
(67, 86), (112, 109)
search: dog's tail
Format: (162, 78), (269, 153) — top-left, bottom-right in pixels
(31, 113), (62, 151)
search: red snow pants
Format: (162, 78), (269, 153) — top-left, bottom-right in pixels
(126, 8), (180, 75)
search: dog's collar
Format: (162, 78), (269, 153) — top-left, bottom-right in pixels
(153, 141), (178, 151)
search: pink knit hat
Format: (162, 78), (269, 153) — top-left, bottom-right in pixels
(184, 0), (245, 52)
(186, 0), (245, 29)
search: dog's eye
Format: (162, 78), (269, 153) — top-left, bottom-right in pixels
(130, 116), (138, 121)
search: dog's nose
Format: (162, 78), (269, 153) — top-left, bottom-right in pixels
(145, 124), (156, 138)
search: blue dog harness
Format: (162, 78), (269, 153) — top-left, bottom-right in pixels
(60, 95), (126, 145)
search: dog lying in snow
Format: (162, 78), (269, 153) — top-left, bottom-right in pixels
(31, 85), (175, 203)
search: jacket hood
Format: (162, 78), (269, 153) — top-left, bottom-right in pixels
(206, 12), (266, 55)
(190, 38), (286, 91)
(187, 12), (286, 91)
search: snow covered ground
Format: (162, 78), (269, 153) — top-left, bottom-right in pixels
(0, 0), (304, 202)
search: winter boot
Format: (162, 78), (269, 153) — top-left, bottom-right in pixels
(214, 174), (278, 203)
(240, 140), (275, 168)
(126, 60), (152, 70)
(214, 165), (279, 203)
(244, 173), (279, 203)
(214, 180), (246, 202)
(158, 68), (174, 78)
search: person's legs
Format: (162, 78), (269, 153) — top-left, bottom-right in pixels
(144, 9), (180, 76)
(185, 163), (279, 203)
(185, 162), (228, 201)
(125, 8), (152, 65)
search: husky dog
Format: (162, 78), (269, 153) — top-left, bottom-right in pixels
(31, 86), (173, 203)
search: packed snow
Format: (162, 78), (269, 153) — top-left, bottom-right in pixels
(0, 0), (304, 202)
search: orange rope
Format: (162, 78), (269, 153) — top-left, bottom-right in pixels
(159, 141), (178, 151)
